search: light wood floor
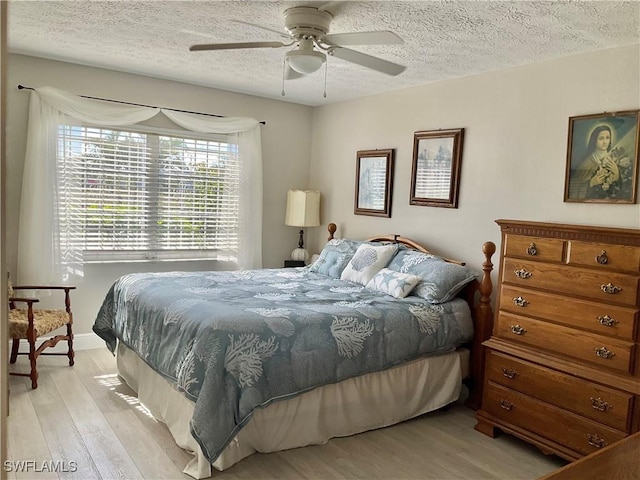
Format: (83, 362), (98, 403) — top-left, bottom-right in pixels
(7, 348), (567, 480)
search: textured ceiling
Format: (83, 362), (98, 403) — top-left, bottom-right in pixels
(8, 1), (640, 107)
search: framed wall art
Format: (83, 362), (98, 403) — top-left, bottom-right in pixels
(354, 148), (395, 217)
(410, 128), (465, 208)
(564, 110), (639, 204)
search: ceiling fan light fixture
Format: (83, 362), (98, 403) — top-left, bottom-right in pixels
(286, 49), (326, 74)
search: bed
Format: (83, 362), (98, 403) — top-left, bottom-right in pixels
(93, 226), (495, 478)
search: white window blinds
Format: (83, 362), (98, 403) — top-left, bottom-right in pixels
(57, 125), (239, 261)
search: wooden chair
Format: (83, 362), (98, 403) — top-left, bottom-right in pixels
(8, 277), (75, 388)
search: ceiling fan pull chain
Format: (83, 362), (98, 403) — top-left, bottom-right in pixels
(323, 57), (328, 98)
(281, 58), (287, 97)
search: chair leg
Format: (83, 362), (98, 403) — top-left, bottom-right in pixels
(66, 322), (75, 367)
(28, 336), (38, 389)
(18, 299), (39, 388)
(10, 339), (19, 364)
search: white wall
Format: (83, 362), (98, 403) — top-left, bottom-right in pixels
(308, 44), (640, 276)
(0, 2), (8, 476)
(6, 54), (314, 334)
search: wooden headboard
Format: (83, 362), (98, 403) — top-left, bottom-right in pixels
(366, 233), (466, 265)
(325, 222), (495, 410)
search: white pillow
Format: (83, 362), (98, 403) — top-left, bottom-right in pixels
(366, 268), (421, 298)
(340, 244), (397, 286)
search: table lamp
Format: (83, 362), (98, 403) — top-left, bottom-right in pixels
(284, 189), (321, 264)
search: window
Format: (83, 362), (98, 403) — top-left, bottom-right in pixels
(57, 124), (239, 262)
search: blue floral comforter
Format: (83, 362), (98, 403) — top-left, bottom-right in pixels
(93, 268), (473, 463)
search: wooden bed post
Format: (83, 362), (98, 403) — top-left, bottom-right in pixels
(465, 241), (495, 411)
(327, 223), (336, 240)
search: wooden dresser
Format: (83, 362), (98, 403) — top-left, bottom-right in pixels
(538, 431), (640, 480)
(475, 220), (640, 461)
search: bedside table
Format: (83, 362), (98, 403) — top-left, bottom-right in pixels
(284, 260), (305, 268)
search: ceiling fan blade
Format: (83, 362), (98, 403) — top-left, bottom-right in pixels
(189, 41), (287, 52)
(323, 31), (403, 46)
(231, 19), (291, 40)
(330, 47), (406, 76)
(316, 1), (344, 14)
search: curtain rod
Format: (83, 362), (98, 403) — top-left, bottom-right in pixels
(17, 84), (266, 125)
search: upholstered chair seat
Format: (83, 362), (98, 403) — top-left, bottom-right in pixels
(8, 309), (70, 339)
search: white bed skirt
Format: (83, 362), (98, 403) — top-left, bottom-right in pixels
(117, 343), (468, 479)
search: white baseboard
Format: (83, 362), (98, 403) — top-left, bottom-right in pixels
(10, 333), (108, 353)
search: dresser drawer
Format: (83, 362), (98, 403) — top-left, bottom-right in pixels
(499, 285), (638, 340)
(503, 258), (640, 307)
(568, 241), (640, 274)
(495, 312), (635, 374)
(486, 351), (633, 431)
(483, 382), (627, 456)
(504, 235), (564, 263)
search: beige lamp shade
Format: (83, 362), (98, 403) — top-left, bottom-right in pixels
(285, 190), (321, 227)
(285, 190), (320, 264)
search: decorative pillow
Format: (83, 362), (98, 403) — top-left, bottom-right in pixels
(365, 268), (421, 298)
(340, 244), (398, 286)
(387, 249), (478, 303)
(308, 239), (364, 278)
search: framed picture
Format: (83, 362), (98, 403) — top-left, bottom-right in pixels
(564, 110), (640, 203)
(354, 149), (395, 217)
(410, 128), (465, 208)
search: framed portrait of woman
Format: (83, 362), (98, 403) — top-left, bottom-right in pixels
(564, 110), (640, 204)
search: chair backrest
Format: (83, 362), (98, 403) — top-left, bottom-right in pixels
(7, 271), (13, 298)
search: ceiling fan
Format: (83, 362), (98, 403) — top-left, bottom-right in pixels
(189, 5), (406, 79)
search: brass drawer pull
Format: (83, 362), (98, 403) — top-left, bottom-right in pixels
(510, 324), (527, 336)
(500, 399), (514, 411)
(512, 296), (529, 307)
(600, 282), (622, 294)
(526, 243), (537, 256)
(514, 269), (532, 279)
(595, 347), (615, 359)
(595, 250), (608, 265)
(502, 368), (518, 379)
(586, 433), (607, 449)
(597, 315), (618, 327)
(590, 397), (611, 412)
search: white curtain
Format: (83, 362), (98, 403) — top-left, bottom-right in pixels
(17, 87), (263, 285)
